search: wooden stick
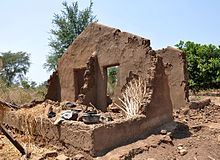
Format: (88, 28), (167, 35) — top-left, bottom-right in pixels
(0, 100), (19, 110)
(1, 124), (26, 155)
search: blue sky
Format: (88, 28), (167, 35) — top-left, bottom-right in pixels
(0, 0), (219, 84)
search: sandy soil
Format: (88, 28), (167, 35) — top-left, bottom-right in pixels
(133, 101), (220, 160)
(0, 96), (220, 160)
(0, 130), (53, 160)
(97, 96), (220, 160)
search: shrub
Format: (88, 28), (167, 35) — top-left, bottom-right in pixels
(115, 78), (148, 117)
(175, 41), (220, 91)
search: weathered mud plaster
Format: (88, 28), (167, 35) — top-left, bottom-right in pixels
(46, 22), (187, 111)
(3, 49), (173, 157)
(77, 53), (98, 107)
(3, 104), (172, 157)
(157, 47), (189, 108)
(45, 70), (61, 101)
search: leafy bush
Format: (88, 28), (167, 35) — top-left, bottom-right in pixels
(175, 41), (220, 91)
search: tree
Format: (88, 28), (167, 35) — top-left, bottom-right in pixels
(175, 41), (220, 91)
(0, 51), (30, 86)
(44, 0), (97, 71)
(21, 79), (37, 89)
(107, 66), (118, 97)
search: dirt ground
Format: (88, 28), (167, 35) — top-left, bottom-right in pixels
(0, 132), (53, 160)
(0, 95), (220, 160)
(133, 98), (220, 160)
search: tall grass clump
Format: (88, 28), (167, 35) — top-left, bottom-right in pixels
(115, 78), (148, 117)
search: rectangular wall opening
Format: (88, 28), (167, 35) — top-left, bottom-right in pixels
(106, 65), (119, 105)
(73, 68), (86, 101)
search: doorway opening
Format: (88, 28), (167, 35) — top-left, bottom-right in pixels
(74, 68), (86, 101)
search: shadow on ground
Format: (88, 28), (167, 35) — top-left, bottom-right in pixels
(170, 122), (192, 139)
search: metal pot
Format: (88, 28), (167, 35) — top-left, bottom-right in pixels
(82, 113), (100, 124)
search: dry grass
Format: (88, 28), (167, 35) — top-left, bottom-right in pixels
(115, 78), (148, 117)
(0, 83), (46, 106)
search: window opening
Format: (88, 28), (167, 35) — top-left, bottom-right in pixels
(107, 65), (119, 99)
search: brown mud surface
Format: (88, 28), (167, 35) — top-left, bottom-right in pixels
(0, 97), (220, 160)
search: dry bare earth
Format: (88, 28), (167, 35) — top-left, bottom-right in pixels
(0, 130), (54, 160)
(0, 97), (220, 160)
(97, 98), (220, 160)
(133, 104), (220, 160)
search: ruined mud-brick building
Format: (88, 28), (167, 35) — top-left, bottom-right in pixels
(46, 22), (188, 111)
(3, 23), (189, 157)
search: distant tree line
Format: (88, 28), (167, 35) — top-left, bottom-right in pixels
(2, 1), (219, 96)
(0, 51), (47, 105)
(176, 41), (220, 91)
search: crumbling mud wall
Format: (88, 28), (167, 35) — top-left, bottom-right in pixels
(3, 102), (172, 157)
(93, 56), (173, 155)
(2, 47), (175, 158)
(56, 23), (156, 111)
(3, 111), (95, 157)
(77, 53), (98, 107)
(46, 22), (188, 111)
(157, 47), (189, 108)
(146, 56), (173, 120)
(45, 71), (61, 101)
(2, 52), (173, 157)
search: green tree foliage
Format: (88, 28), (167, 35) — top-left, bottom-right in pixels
(107, 66), (118, 97)
(0, 51), (30, 86)
(21, 80), (37, 89)
(44, 1), (97, 71)
(175, 41), (220, 91)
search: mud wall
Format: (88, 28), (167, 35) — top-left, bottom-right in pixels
(157, 47), (189, 108)
(3, 52), (173, 157)
(77, 54), (98, 107)
(46, 22), (188, 111)
(93, 57), (173, 155)
(3, 111), (94, 156)
(146, 56), (173, 121)
(3, 107), (172, 157)
(45, 71), (61, 101)
(57, 23), (153, 110)
(93, 114), (172, 156)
